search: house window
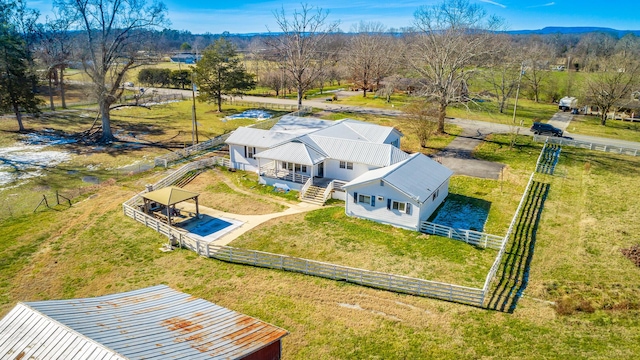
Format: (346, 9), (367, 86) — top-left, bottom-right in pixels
(432, 189), (439, 201)
(340, 161), (354, 170)
(294, 164), (308, 173)
(392, 200), (406, 212)
(357, 194), (375, 206)
(245, 146), (256, 159)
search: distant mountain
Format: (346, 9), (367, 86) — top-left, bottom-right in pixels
(507, 27), (640, 36)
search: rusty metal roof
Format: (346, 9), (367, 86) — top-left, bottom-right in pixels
(0, 285), (288, 360)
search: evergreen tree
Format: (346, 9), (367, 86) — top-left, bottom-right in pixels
(194, 38), (255, 112)
(0, 2), (41, 132)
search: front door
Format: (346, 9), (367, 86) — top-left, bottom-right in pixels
(318, 162), (324, 178)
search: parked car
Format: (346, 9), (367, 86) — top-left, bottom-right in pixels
(124, 82), (134, 87)
(531, 122), (563, 137)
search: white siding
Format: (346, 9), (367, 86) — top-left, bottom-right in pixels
(383, 132), (402, 148)
(419, 179), (450, 221)
(229, 145), (267, 172)
(345, 181), (421, 230)
(324, 159), (375, 182)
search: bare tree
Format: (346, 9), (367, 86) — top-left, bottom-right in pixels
(400, 101), (439, 148)
(585, 56), (640, 125)
(267, 4), (339, 108)
(408, 0), (502, 133)
(55, 0), (167, 142)
(37, 13), (72, 110)
(482, 36), (522, 113)
(345, 21), (389, 97)
(522, 39), (551, 103)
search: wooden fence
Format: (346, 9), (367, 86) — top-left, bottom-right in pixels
(419, 221), (504, 250)
(536, 142), (562, 175)
(533, 135), (639, 156)
(122, 156), (486, 306)
(482, 172), (536, 303)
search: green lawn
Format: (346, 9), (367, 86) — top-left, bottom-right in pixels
(567, 114), (640, 142)
(230, 206), (496, 288)
(447, 98), (559, 127)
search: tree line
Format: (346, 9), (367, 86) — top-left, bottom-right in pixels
(2, 0), (639, 145)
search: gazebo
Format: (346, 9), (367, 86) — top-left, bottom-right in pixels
(141, 186), (200, 226)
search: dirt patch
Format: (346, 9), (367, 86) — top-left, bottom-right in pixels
(621, 244), (640, 268)
(182, 170), (285, 215)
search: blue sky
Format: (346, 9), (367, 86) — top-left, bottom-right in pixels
(28, 0), (640, 34)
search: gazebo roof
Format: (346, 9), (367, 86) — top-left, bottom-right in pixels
(141, 186), (199, 206)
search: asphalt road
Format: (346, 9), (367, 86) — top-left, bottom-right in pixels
(143, 86), (640, 150)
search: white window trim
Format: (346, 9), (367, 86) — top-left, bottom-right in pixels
(340, 161), (354, 170)
(358, 194), (372, 205)
(392, 200), (406, 212)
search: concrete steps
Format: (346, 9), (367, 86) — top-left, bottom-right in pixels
(301, 185), (326, 205)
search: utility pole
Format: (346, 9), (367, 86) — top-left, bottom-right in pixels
(512, 62), (525, 125)
(191, 71), (199, 145)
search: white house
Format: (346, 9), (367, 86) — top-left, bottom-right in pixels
(226, 116), (405, 191)
(342, 153), (453, 231)
(225, 115), (453, 229)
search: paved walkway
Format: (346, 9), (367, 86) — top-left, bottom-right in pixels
(177, 200), (321, 246)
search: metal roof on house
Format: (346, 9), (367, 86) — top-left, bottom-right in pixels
(141, 186), (199, 206)
(304, 135), (410, 167)
(225, 127), (298, 148)
(269, 115), (336, 134)
(0, 285), (288, 360)
(343, 153), (453, 203)
(311, 119), (401, 144)
(254, 141), (327, 165)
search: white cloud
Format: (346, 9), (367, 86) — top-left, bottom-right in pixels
(479, 0), (507, 8)
(527, 2), (556, 8)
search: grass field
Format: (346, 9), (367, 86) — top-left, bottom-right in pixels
(2, 142), (640, 358)
(567, 114), (640, 142)
(2, 95), (640, 358)
(230, 206), (497, 287)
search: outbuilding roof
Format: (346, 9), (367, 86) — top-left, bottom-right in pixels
(0, 285), (288, 360)
(141, 186), (199, 206)
(343, 153), (453, 203)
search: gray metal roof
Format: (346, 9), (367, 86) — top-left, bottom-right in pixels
(254, 141), (327, 165)
(225, 127), (298, 148)
(269, 115), (336, 134)
(310, 119), (401, 144)
(0, 303), (127, 360)
(304, 135), (410, 167)
(343, 153), (453, 203)
(0, 285), (288, 360)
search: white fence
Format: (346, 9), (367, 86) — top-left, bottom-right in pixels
(481, 172), (536, 302)
(122, 157), (486, 306)
(533, 135), (639, 156)
(419, 222), (504, 250)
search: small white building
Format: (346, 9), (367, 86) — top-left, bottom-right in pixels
(343, 153), (453, 231)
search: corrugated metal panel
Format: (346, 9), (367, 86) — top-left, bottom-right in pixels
(270, 115), (335, 133)
(308, 135), (410, 167)
(20, 285), (288, 360)
(344, 153), (453, 203)
(342, 120), (400, 143)
(254, 142), (326, 165)
(225, 127), (298, 148)
(0, 303), (126, 360)
(310, 122), (370, 142)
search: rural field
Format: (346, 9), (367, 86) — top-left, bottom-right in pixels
(1, 99), (640, 358)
